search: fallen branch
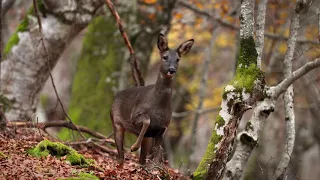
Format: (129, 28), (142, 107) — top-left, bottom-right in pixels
(6, 120), (114, 144)
(66, 139), (117, 154)
(105, 0), (144, 86)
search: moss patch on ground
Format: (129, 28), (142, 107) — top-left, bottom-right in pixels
(27, 140), (94, 166)
(58, 172), (99, 180)
(0, 151), (8, 159)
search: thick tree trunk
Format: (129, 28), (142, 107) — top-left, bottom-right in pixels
(0, 0), (104, 120)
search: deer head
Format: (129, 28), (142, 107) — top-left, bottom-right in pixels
(157, 34), (194, 78)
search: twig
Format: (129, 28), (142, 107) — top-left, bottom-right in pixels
(32, 0), (86, 140)
(104, 0), (144, 86)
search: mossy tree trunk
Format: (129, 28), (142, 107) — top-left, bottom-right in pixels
(64, 1), (176, 138)
(193, 0), (317, 179)
(193, 0), (265, 179)
(0, 0), (104, 120)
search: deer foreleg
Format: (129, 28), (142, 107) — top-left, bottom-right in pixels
(131, 114), (150, 152)
(139, 137), (153, 164)
(152, 128), (167, 163)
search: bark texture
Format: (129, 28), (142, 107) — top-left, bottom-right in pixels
(193, 1), (265, 179)
(255, 0), (268, 68)
(0, 0), (103, 120)
(222, 1), (314, 179)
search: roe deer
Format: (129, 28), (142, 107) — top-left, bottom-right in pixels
(110, 34), (194, 164)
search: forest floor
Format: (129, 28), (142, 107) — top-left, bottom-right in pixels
(0, 128), (188, 180)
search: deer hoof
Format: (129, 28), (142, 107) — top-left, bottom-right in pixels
(130, 144), (140, 152)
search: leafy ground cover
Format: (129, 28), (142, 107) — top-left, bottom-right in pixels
(0, 128), (187, 180)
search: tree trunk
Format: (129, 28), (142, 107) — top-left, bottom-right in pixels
(0, 0), (104, 121)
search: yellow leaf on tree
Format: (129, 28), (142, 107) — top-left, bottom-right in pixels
(278, 42), (287, 54)
(144, 0), (157, 4)
(174, 13), (183, 20)
(195, 2), (204, 9)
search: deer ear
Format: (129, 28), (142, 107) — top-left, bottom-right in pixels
(177, 39), (194, 56)
(157, 33), (168, 52)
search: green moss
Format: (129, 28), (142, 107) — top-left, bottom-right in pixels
(216, 115), (225, 129)
(4, 0), (46, 56)
(27, 140), (94, 166)
(4, 16), (29, 55)
(0, 152), (8, 159)
(193, 131), (222, 179)
(0, 94), (14, 112)
(238, 37), (258, 66)
(58, 172), (99, 180)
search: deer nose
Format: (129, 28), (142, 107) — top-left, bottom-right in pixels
(168, 68), (176, 74)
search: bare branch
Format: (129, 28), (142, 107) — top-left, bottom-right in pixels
(177, 0), (238, 30)
(272, 58), (320, 98)
(317, 8), (320, 43)
(6, 120), (114, 142)
(255, 0), (268, 68)
(172, 107), (220, 118)
(104, 0), (144, 86)
(178, 0), (319, 45)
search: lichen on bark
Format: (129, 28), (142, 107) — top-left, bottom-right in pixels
(193, 36), (263, 180)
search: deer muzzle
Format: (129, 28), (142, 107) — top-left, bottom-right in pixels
(168, 68), (176, 75)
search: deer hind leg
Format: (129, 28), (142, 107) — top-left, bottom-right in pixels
(131, 114), (150, 152)
(139, 137), (153, 165)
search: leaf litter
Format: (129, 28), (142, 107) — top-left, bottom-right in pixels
(0, 128), (188, 180)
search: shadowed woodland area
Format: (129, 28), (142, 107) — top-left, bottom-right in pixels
(1, 0), (320, 179)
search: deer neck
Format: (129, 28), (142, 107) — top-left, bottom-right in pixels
(154, 73), (173, 95)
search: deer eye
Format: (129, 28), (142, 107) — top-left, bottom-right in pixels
(177, 58), (180, 62)
(163, 56), (168, 61)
